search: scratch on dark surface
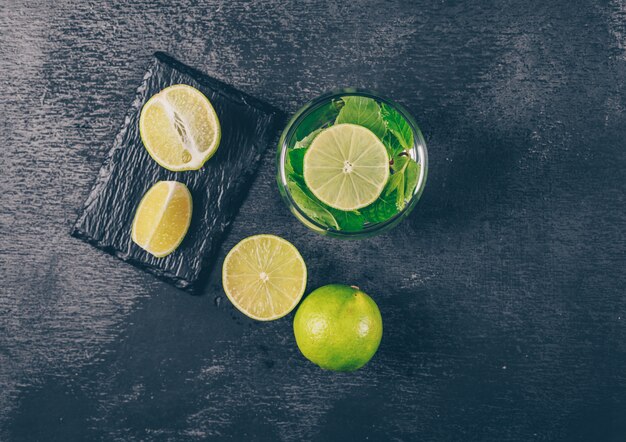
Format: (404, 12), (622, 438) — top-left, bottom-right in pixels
(1, 1), (626, 441)
(608, 0), (626, 59)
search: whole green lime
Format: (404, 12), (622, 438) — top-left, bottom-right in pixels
(293, 284), (383, 371)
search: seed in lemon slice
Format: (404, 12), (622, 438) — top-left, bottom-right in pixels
(131, 181), (193, 258)
(222, 235), (307, 321)
(303, 123), (389, 211)
(139, 84), (221, 171)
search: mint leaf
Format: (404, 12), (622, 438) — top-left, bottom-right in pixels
(362, 173), (407, 223)
(335, 96), (387, 139)
(294, 101), (342, 141)
(294, 128), (322, 150)
(328, 208), (365, 231)
(382, 132), (404, 157)
(396, 180), (406, 209)
(381, 103), (413, 150)
(290, 171), (307, 189)
(384, 171), (404, 197)
(288, 175), (363, 231)
(392, 154), (409, 173)
(288, 148), (307, 176)
(287, 128), (322, 179)
(404, 160), (420, 201)
(389, 154), (409, 209)
(382, 171), (406, 209)
(287, 181), (339, 230)
(361, 188), (399, 223)
(284, 152), (295, 176)
(388, 155), (420, 209)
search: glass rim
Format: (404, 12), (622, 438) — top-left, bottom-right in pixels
(277, 88), (428, 238)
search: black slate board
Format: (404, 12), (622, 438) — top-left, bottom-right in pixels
(72, 52), (284, 292)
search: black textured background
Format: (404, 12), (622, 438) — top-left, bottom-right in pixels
(1, 1), (625, 441)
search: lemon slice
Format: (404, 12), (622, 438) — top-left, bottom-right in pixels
(139, 84), (221, 171)
(303, 123), (389, 211)
(222, 235), (307, 321)
(131, 181), (193, 258)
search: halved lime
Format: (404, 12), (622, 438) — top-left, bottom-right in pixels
(222, 235), (307, 321)
(303, 123), (389, 211)
(131, 181), (193, 258)
(139, 84), (221, 171)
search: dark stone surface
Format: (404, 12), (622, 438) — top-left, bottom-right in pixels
(1, 1), (625, 441)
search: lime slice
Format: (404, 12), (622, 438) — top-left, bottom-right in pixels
(222, 235), (307, 321)
(131, 181), (193, 258)
(139, 84), (221, 171)
(303, 123), (389, 211)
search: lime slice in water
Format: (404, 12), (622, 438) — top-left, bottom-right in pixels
(139, 84), (221, 171)
(303, 123), (389, 211)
